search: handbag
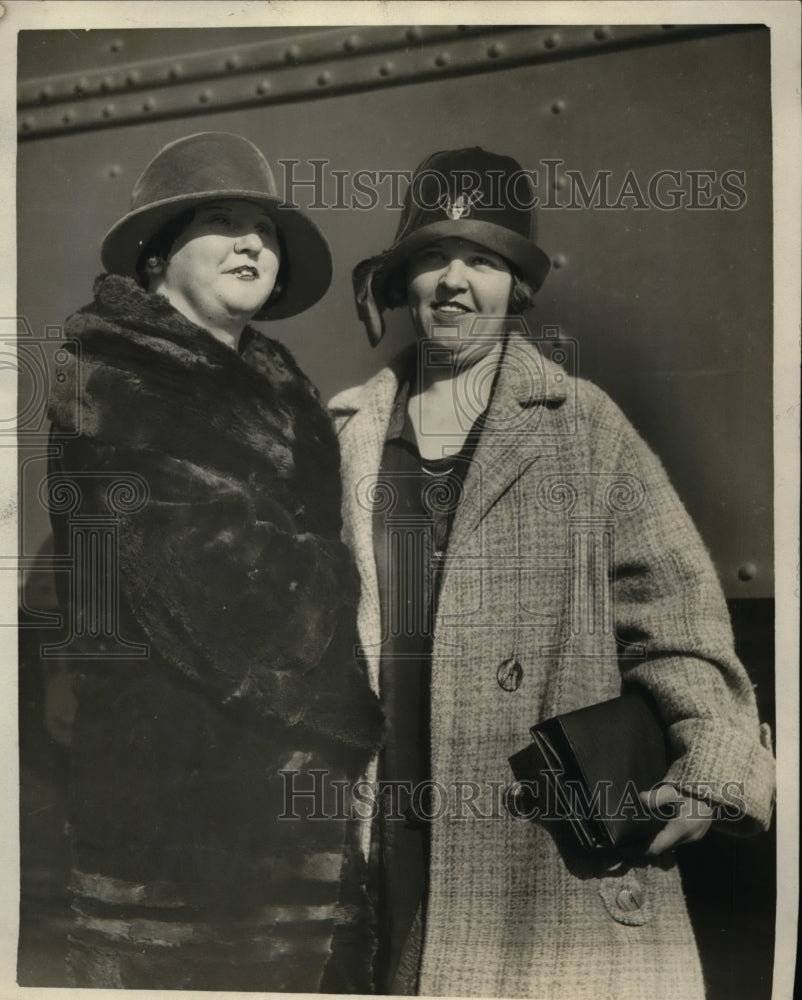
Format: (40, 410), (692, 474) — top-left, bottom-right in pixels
(508, 692), (670, 851)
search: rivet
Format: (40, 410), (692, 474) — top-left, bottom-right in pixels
(379, 62), (394, 77)
(107, 165), (121, 178)
(198, 89), (212, 103)
(317, 71), (331, 86)
(406, 27), (422, 42)
(100, 76), (114, 92)
(344, 34), (359, 51)
(21, 116), (35, 131)
(142, 97), (155, 112)
(39, 85), (53, 103)
(102, 104), (115, 118)
(551, 99), (565, 114)
(109, 39), (123, 53)
(594, 27), (610, 41)
(737, 562), (757, 582)
(435, 52), (450, 68)
(225, 55), (240, 71)
(74, 77), (89, 95)
(256, 80), (271, 95)
(487, 42), (504, 58)
(169, 64), (183, 80)
(62, 110), (75, 124)
(284, 44), (301, 62)
(544, 32), (560, 49)
(126, 70), (140, 86)
(553, 254), (567, 269)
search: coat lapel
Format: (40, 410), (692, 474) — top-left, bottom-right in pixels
(330, 360), (405, 691)
(447, 335), (568, 551)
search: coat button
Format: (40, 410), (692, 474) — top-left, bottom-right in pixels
(616, 886), (644, 912)
(497, 658), (523, 692)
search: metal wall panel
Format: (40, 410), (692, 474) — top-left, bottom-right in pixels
(17, 25), (772, 597)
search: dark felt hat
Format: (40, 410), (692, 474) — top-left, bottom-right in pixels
(353, 147), (551, 344)
(101, 132), (332, 321)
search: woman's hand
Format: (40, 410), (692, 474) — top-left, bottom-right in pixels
(639, 784), (714, 856)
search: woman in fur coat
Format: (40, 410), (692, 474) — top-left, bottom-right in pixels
(46, 132), (383, 991)
(331, 147), (775, 998)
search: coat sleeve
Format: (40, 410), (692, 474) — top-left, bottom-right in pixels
(51, 433), (362, 711)
(582, 385), (775, 834)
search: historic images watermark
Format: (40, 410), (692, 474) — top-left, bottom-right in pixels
(12, 316), (151, 659)
(278, 768), (748, 824)
(8, 318), (76, 442)
(279, 159), (748, 212)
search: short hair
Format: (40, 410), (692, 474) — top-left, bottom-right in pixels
(262, 230), (289, 312)
(134, 207), (289, 312)
(382, 263), (537, 315)
(508, 272), (538, 314)
(135, 209), (195, 287)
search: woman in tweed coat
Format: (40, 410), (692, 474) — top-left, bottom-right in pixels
(330, 148), (775, 998)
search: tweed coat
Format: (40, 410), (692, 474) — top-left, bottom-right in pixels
(329, 333), (775, 1000)
(46, 275), (383, 991)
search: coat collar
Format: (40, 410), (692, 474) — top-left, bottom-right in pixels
(329, 346), (412, 421)
(329, 335), (567, 418)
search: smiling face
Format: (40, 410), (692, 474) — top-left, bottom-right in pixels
(153, 199), (281, 341)
(405, 237), (513, 363)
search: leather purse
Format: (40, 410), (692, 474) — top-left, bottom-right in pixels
(508, 692), (670, 851)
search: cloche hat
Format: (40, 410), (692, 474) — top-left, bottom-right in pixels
(101, 132), (332, 321)
(353, 147), (551, 345)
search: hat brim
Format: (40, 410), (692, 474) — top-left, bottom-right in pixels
(376, 219), (551, 299)
(100, 191), (332, 321)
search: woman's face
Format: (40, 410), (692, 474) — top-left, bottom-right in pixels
(405, 237), (513, 363)
(156, 199), (281, 333)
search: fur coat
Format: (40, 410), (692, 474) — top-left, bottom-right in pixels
(47, 275), (383, 991)
(330, 335), (775, 999)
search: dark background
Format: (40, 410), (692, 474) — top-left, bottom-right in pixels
(16, 24), (775, 997)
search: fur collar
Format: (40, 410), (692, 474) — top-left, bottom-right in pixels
(51, 274), (341, 529)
